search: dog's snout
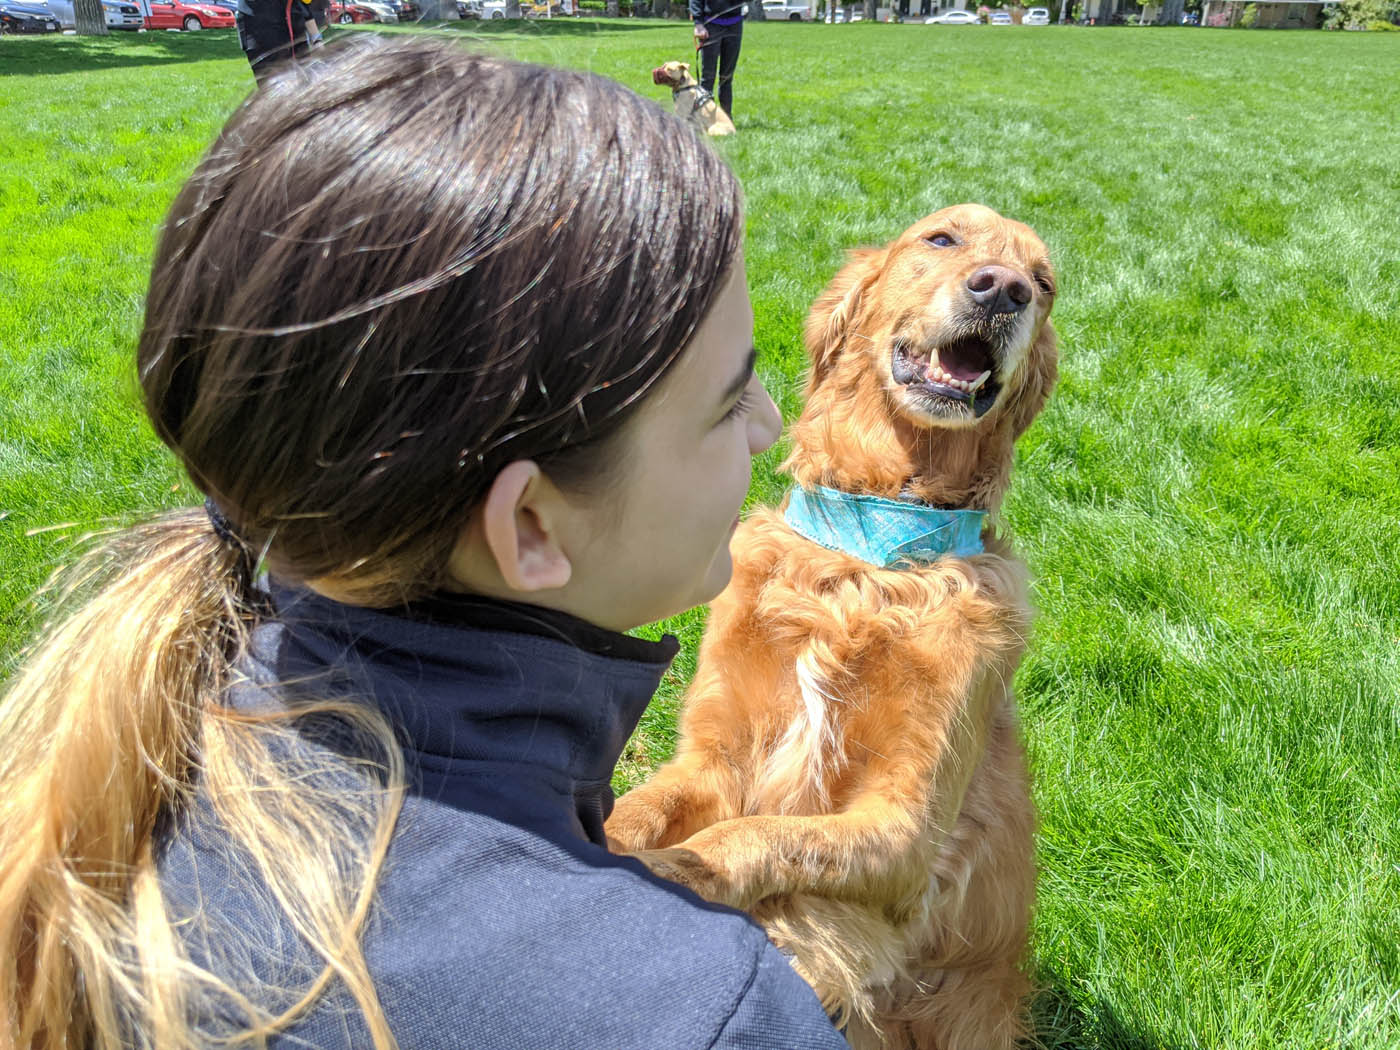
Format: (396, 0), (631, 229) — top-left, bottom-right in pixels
(967, 266), (1033, 315)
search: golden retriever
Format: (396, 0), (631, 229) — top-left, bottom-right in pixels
(606, 204), (1058, 1049)
(652, 60), (736, 137)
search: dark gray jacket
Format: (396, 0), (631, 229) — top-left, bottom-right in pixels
(158, 582), (847, 1049)
(690, 0), (747, 25)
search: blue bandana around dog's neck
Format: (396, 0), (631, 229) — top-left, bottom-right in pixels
(783, 485), (986, 568)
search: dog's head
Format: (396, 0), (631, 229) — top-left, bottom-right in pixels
(651, 61), (695, 89)
(786, 204), (1058, 510)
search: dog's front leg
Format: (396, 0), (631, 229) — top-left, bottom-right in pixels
(629, 794), (933, 912)
(607, 744), (744, 853)
(635, 673), (1010, 911)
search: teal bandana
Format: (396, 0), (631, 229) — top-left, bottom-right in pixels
(783, 485), (986, 568)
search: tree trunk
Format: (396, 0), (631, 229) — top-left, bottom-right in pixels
(506, 0), (521, 14)
(863, 0), (875, 18)
(650, 0), (666, 15)
(606, 0), (618, 12)
(74, 0), (108, 33)
(1156, 0), (1183, 20)
(748, 0), (765, 17)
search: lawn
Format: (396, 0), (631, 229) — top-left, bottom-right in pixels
(2, 19), (1399, 1050)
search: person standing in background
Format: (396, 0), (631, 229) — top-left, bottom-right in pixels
(691, 0), (746, 120)
(236, 0), (322, 84)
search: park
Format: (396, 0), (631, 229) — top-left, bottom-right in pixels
(2, 17), (1398, 1048)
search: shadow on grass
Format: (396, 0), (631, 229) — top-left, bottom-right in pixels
(444, 15), (684, 34)
(1030, 968), (1183, 1050)
(0, 18), (681, 77)
(0, 29), (243, 76)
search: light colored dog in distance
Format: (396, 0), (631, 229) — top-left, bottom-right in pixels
(608, 204), (1059, 1049)
(652, 60), (735, 137)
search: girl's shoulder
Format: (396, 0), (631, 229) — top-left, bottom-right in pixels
(160, 789), (845, 1049)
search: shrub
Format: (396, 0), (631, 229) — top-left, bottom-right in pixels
(1239, 1), (1257, 24)
(1368, 16), (1400, 25)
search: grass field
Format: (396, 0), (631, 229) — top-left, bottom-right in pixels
(3, 20), (1399, 1050)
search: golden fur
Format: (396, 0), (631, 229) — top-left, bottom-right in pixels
(606, 204), (1059, 1049)
(652, 60), (737, 137)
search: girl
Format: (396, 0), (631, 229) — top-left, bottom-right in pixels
(0, 38), (848, 1050)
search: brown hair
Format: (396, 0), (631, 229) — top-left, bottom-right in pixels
(1, 36), (743, 1050)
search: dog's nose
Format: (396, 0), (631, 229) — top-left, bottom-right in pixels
(967, 266), (1033, 315)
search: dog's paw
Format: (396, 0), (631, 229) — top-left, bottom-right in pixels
(604, 802), (668, 854)
(629, 847), (751, 909)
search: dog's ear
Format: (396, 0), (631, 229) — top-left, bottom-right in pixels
(680, 61), (690, 73)
(803, 247), (885, 390)
(1002, 317), (1058, 441)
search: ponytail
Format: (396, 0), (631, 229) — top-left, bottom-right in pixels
(0, 509), (404, 1050)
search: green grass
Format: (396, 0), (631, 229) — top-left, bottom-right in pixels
(3, 20), (1399, 1050)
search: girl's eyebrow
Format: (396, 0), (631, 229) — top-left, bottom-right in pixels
(719, 346), (758, 407)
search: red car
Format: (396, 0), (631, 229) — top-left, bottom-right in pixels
(144, 0), (235, 29)
(328, 0), (375, 20)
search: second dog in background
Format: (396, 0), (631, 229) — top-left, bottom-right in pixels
(608, 204), (1059, 1049)
(652, 60), (736, 137)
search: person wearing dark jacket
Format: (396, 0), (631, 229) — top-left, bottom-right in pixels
(236, 0), (321, 82)
(0, 38), (849, 1050)
(691, 0), (747, 119)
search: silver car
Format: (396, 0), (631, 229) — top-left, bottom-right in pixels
(43, 0), (144, 28)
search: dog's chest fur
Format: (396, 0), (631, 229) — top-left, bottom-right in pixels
(724, 513), (1029, 821)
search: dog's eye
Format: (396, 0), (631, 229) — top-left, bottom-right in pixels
(1033, 271), (1056, 296)
(924, 233), (956, 249)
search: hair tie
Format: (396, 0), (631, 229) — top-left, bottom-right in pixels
(204, 497), (241, 546)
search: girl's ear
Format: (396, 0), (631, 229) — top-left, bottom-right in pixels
(478, 461), (573, 592)
(803, 247), (885, 391)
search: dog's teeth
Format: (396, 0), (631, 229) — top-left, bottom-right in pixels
(967, 370), (992, 393)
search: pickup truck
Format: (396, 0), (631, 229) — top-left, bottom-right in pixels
(758, 0), (813, 18)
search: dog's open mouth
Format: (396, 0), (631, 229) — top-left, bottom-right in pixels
(891, 335), (1002, 418)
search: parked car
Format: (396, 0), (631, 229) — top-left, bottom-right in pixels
(43, 0), (144, 28)
(987, 8), (1012, 22)
(357, 0), (398, 19)
(760, 0), (811, 18)
(925, 8), (978, 22)
(1023, 5), (1048, 22)
(328, 0), (376, 20)
(455, 0), (481, 13)
(144, 0), (235, 29)
(0, 0), (62, 32)
(480, 0), (507, 15)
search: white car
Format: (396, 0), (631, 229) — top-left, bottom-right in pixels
(758, 0), (811, 18)
(43, 0), (143, 28)
(987, 8), (1012, 22)
(359, 0), (398, 18)
(1023, 5), (1049, 22)
(925, 8), (978, 22)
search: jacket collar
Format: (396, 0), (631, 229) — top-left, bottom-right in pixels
(783, 484), (986, 567)
(263, 581), (678, 792)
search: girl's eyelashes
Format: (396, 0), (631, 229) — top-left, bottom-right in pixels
(721, 389), (759, 424)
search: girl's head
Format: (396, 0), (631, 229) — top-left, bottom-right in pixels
(141, 37), (778, 628)
(2, 39), (778, 1050)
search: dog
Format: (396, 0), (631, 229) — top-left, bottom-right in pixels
(607, 204), (1058, 1049)
(652, 60), (736, 137)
